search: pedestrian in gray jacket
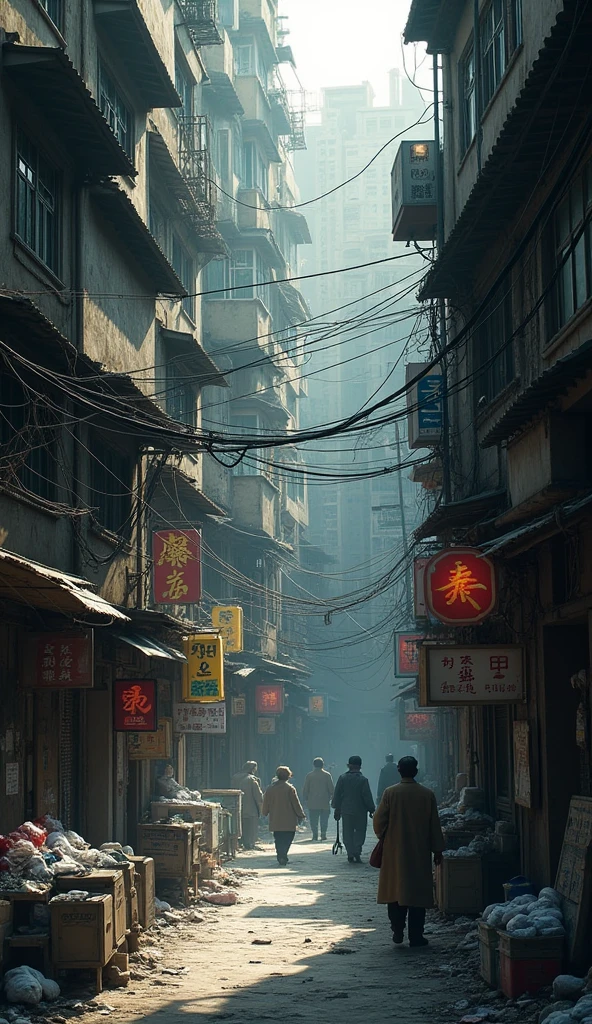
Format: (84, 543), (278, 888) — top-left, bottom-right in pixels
(332, 755), (375, 863)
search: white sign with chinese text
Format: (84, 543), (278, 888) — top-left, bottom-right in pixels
(420, 644), (524, 706)
(174, 701), (227, 734)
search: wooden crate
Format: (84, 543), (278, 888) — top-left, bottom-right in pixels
(478, 921), (500, 988)
(51, 894), (114, 966)
(202, 790), (243, 838)
(137, 823), (198, 904)
(435, 857), (483, 915)
(119, 860), (139, 931)
(128, 856), (156, 930)
(55, 871), (126, 949)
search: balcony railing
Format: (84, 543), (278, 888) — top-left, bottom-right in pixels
(177, 0), (222, 46)
(178, 114), (215, 224)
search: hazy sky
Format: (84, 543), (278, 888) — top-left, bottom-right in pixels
(281, 0), (419, 107)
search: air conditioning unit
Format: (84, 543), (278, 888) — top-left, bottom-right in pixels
(391, 140), (437, 242)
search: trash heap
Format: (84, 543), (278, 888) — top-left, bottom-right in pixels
(0, 817), (132, 891)
(480, 888), (566, 938)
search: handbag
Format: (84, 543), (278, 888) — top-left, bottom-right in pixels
(369, 826), (387, 868)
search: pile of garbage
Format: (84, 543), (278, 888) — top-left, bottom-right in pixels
(480, 887), (565, 937)
(439, 806), (496, 833)
(443, 833), (496, 858)
(539, 972), (592, 1024)
(0, 817), (134, 890)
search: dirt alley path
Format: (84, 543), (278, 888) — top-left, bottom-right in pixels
(82, 830), (480, 1024)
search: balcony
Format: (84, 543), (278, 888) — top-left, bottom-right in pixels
(203, 298), (272, 351)
(239, 0), (278, 62)
(234, 77), (281, 162)
(232, 474), (278, 540)
(237, 188), (271, 232)
(177, 0), (222, 46)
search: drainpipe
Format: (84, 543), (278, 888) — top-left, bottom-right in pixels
(432, 53), (451, 505)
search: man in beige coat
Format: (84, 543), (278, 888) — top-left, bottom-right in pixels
(262, 766), (305, 865)
(231, 761), (264, 850)
(373, 756), (444, 947)
(303, 757), (334, 841)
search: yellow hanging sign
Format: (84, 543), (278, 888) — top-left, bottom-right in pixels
(183, 634), (225, 702)
(212, 606), (244, 653)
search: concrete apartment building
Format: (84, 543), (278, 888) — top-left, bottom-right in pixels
(405, 0), (592, 885)
(0, 0), (312, 840)
(295, 74), (429, 780)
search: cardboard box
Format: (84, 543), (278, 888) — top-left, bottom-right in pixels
(137, 824), (195, 879)
(51, 895), (114, 967)
(55, 871), (126, 948)
(128, 856), (155, 930)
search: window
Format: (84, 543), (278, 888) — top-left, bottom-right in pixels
(243, 141), (268, 197)
(459, 43), (476, 154)
(99, 61), (133, 156)
(0, 373), (59, 502)
(474, 280), (514, 405)
(552, 161), (592, 331)
(39, 0), (62, 29)
(481, 0), (506, 109)
(175, 55), (194, 117)
(232, 125), (243, 180)
(15, 130), (59, 274)
(172, 235), (195, 320)
(234, 43), (254, 77)
(218, 0), (236, 27)
(166, 361), (197, 427)
(89, 441), (132, 537)
(216, 129), (230, 181)
(206, 249), (270, 307)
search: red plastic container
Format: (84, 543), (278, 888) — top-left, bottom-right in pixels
(499, 952), (561, 997)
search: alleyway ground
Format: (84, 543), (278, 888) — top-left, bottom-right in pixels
(82, 831), (488, 1024)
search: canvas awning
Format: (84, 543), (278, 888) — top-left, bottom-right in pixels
(114, 632), (186, 661)
(0, 549), (130, 622)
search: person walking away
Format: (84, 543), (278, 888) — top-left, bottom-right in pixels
(261, 766), (305, 865)
(303, 757), (334, 841)
(332, 755), (375, 863)
(231, 761), (264, 850)
(376, 754), (399, 802)
(373, 755), (445, 947)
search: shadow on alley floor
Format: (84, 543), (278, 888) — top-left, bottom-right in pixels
(82, 833), (473, 1024)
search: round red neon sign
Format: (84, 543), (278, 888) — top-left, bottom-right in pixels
(425, 547), (497, 625)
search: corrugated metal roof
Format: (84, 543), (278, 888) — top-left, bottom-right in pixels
(414, 489), (506, 540)
(3, 44), (136, 178)
(0, 549), (130, 622)
(114, 632), (186, 661)
(481, 339), (592, 448)
(480, 491), (592, 556)
(94, 0), (181, 109)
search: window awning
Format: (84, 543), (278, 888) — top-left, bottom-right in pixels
(279, 210), (312, 245)
(160, 327), (228, 388)
(413, 489), (507, 541)
(89, 181), (187, 296)
(404, 0), (465, 51)
(0, 549), (131, 622)
(114, 632), (186, 661)
(242, 119), (281, 163)
(481, 339), (592, 449)
(240, 228), (285, 271)
(278, 281), (311, 322)
(93, 1), (181, 109)
(2, 43), (136, 178)
(203, 71), (244, 116)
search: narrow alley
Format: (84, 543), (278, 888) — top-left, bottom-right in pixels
(76, 834), (491, 1024)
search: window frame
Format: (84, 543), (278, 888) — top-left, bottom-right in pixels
(39, 0), (63, 30)
(175, 50), (195, 119)
(165, 359), (198, 428)
(14, 128), (60, 276)
(98, 59), (134, 157)
(172, 234), (195, 321)
(474, 279), (515, 407)
(550, 160), (592, 333)
(89, 439), (133, 539)
(459, 40), (476, 157)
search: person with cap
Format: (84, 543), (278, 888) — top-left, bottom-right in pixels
(332, 755), (375, 863)
(231, 761), (264, 850)
(303, 757), (335, 841)
(376, 754), (399, 802)
(373, 755), (445, 947)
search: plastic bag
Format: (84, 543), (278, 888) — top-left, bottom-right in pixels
(539, 886), (562, 904)
(52, 856), (84, 876)
(502, 907), (524, 926)
(64, 831), (87, 851)
(18, 822), (47, 849)
(0, 836), (15, 856)
(481, 903), (499, 922)
(571, 998), (592, 1021)
(26, 855), (54, 883)
(6, 839), (36, 872)
(507, 914), (531, 933)
(4, 968), (43, 1005)
(553, 975), (586, 1001)
(509, 926), (537, 937)
(487, 907), (505, 928)
(202, 891), (238, 906)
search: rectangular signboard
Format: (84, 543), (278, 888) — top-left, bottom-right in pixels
(174, 702), (226, 734)
(406, 362), (443, 448)
(419, 644), (525, 706)
(395, 632), (423, 677)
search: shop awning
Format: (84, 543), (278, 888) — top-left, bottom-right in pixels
(480, 340), (592, 449)
(89, 181), (186, 296)
(114, 632), (186, 661)
(93, 1), (181, 109)
(160, 327), (228, 388)
(0, 549), (130, 622)
(2, 44), (136, 178)
(480, 491), (592, 558)
(414, 489), (506, 541)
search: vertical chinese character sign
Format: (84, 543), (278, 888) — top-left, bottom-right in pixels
(152, 530), (201, 605)
(212, 606), (243, 653)
(32, 633), (94, 688)
(255, 685), (284, 714)
(114, 679), (157, 731)
(395, 633), (423, 677)
(183, 634), (225, 702)
(425, 548), (496, 625)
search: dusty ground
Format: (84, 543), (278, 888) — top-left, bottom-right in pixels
(78, 829), (485, 1024)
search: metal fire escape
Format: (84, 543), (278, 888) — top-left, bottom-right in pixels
(177, 0), (222, 46)
(287, 94), (307, 151)
(178, 114), (225, 249)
